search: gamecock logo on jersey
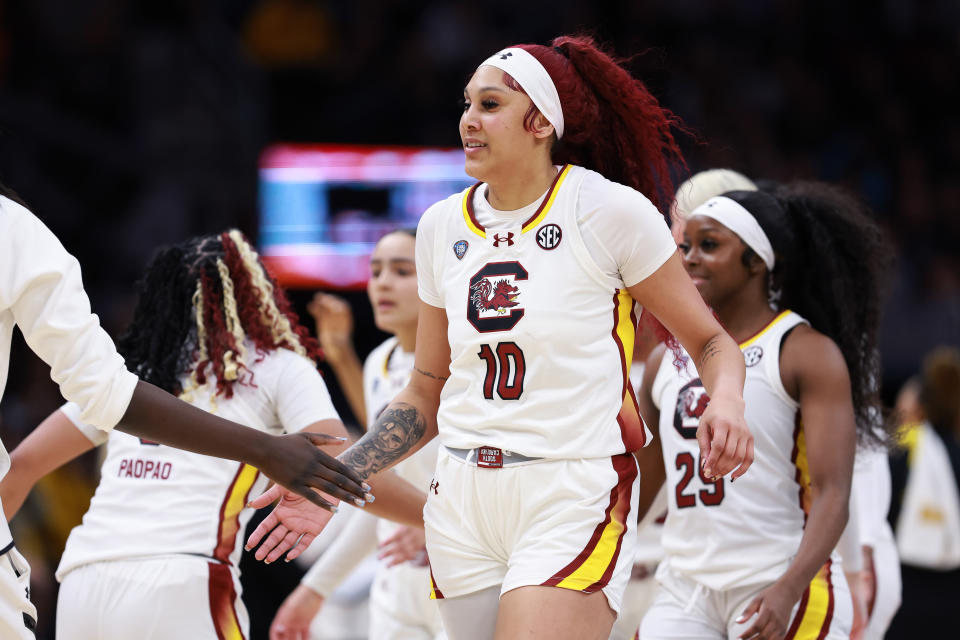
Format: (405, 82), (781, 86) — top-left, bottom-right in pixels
(467, 261), (528, 333)
(674, 378), (710, 440)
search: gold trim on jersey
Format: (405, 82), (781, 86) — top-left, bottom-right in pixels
(611, 289), (647, 451)
(739, 310), (793, 349)
(214, 463), (260, 564)
(381, 343), (399, 376)
(791, 416), (813, 518)
(460, 165), (572, 239)
(784, 559), (836, 640)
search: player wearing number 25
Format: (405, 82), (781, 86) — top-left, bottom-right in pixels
(635, 184), (894, 640)
(258, 35), (754, 640)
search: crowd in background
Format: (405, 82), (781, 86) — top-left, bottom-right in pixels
(0, 1), (957, 638)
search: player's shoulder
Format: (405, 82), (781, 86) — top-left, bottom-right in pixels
(0, 194), (34, 232)
(578, 169), (661, 219)
(779, 318), (849, 388)
(253, 346), (320, 378)
(366, 336), (398, 363)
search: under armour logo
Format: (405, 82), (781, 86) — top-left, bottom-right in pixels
(499, 52), (513, 60)
(492, 232), (515, 247)
(429, 479), (439, 495)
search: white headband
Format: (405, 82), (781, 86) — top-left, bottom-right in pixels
(692, 196), (776, 270)
(479, 47), (564, 139)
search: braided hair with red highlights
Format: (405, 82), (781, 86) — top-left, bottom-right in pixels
(116, 230), (321, 402)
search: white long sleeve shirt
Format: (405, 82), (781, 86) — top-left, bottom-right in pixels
(0, 195), (138, 547)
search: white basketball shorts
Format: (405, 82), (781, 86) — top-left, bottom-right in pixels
(424, 447), (639, 615)
(57, 556), (249, 640)
(641, 560), (852, 640)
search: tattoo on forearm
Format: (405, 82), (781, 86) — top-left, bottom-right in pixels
(340, 403), (427, 479)
(699, 335), (722, 370)
(414, 366), (448, 381)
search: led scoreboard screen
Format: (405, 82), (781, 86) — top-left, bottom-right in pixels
(258, 144), (473, 289)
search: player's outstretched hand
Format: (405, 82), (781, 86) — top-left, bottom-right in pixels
(245, 485), (337, 563)
(735, 581), (796, 640)
(255, 432), (370, 509)
(696, 395), (753, 481)
(378, 525), (427, 567)
(270, 584), (325, 640)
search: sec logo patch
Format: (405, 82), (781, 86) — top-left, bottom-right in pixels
(743, 345), (763, 367)
(536, 224), (562, 250)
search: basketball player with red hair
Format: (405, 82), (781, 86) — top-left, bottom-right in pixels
(250, 36), (754, 640)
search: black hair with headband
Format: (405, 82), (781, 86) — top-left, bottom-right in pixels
(729, 183), (895, 446)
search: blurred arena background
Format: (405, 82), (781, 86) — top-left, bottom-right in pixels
(0, 1), (957, 638)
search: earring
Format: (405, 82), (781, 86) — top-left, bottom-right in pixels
(767, 282), (782, 311)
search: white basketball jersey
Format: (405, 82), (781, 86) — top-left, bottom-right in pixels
(655, 310), (814, 590)
(421, 164), (651, 459)
(56, 347), (340, 581)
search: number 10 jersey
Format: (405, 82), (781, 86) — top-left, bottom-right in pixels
(416, 164), (675, 459)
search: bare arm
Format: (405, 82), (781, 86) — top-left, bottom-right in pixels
(337, 302), (448, 480)
(628, 253), (751, 479)
(737, 326), (856, 639)
(633, 343), (667, 522)
(770, 329), (855, 600)
(118, 381), (367, 509)
(1, 408), (95, 520)
(309, 292), (367, 427)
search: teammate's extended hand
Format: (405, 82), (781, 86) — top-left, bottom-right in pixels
(270, 584), (325, 640)
(696, 395), (753, 481)
(245, 485), (336, 563)
(378, 525), (427, 567)
(736, 581), (797, 640)
(255, 432), (370, 509)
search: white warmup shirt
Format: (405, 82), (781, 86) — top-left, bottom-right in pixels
(56, 346), (340, 580)
(0, 196), (138, 549)
(416, 165), (676, 459)
(654, 310), (831, 590)
(303, 336), (439, 595)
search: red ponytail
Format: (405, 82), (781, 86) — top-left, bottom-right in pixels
(513, 36), (687, 214)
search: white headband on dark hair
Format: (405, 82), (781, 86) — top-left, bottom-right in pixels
(480, 47), (564, 139)
(692, 196), (776, 270)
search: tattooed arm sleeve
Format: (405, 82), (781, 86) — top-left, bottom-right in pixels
(338, 402), (433, 480)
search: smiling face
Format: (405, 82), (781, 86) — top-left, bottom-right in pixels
(367, 232), (418, 336)
(679, 215), (756, 310)
(460, 65), (551, 183)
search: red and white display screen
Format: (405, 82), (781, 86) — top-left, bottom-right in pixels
(258, 143), (472, 289)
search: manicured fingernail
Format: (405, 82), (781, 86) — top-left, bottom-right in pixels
(284, 557), (292, 563)
(736, 616), (746, 623)
(334, 436), (348, 441)
(244, 545), (252, 551)
(362, 482), (372, 491)
(330, 506), (339, 514)
(265, 559), (272, 565)
(704, 468), (712, 477)
(365, 493), (375, 503)
(354, 498), (366, 507)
